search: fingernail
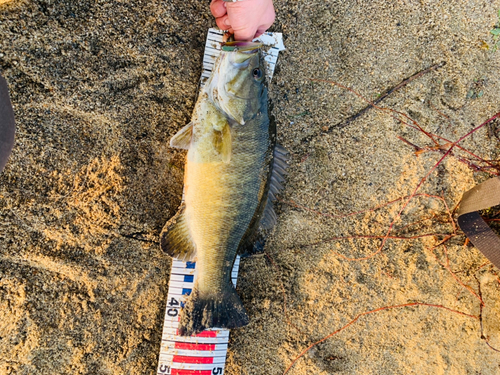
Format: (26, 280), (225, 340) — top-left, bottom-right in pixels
(224, 18), (230, 25)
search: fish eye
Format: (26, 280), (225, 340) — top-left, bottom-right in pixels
(252, 68), (262, 79)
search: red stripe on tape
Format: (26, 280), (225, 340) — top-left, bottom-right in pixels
(172, 356), (214, 364)
(194, 331), (217, 338)
(175, 330), (218, 338)
(175, 342), (216, 351)
(171, 370), (211, 375)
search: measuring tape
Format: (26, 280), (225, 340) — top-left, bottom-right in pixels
(157, 259), (239, 375)
(157, 28), (284, 375)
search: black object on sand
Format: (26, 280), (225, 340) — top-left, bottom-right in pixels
(0, 73), (15, 173)
(458, 177), (500, 270)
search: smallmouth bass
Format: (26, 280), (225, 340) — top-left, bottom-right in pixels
(161, 41), (287, 336)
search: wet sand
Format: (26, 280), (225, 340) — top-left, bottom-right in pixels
(1, 0), (500, 374)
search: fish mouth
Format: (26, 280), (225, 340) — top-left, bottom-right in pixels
(223, 42), (261, 68)
(221, 41), (262, 53)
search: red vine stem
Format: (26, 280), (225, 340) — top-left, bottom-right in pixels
(343, 111), (500, 261)
(283, 302), (478, 375)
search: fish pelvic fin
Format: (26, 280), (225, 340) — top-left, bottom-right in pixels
(170, 122), (194, 149)
(160, 204), (196, 261)
(178, 284), (249, 336)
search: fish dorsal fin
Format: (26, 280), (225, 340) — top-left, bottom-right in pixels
(170, 122), (194, 149)
(237, 143), (289, 256)
(260, 143), (288, 230)
(213, 122), (232, 163)
(160, 204), (197, 261)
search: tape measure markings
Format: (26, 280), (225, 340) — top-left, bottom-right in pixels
(169, 270), (195, 277)
(168, 362), (227, 371)
(169, 274), (195, 283)
(170, 371), (216, 375)
(160, 354), (227, 364)
(163, 342), (228, 351)
(162, 326), (230, 338)
(161, 348), (228, 357)
(168, 281), (197, 289)
(164, 289), (191, 300)
(162, 327), (230, 339)
(203, 56), (217, 65)
(161, 335), (231, 345)
(170, 265), (196, 272)
(163, 350), (227, 357)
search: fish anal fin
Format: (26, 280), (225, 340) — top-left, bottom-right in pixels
(238, 235), (266, 257)
(160, 204), (196, 261)
(170, 122), (194, 149)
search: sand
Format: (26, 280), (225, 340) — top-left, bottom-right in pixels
(1, 0), (500, 374)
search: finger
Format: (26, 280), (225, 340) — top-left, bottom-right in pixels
(215, 15), (231, 31)
(210, 0), (227, 18)
(254, 27), (267, 38)
(233, 26), (257, 41)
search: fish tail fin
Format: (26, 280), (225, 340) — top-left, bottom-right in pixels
(178, 284), (249, 336)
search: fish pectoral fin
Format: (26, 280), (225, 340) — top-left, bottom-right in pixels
(160, 204), (196, 261)
(170, 122), (194, 149)
(213, 123), (232, 163)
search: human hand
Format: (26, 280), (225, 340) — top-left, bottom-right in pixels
(210, 0), (275, 41)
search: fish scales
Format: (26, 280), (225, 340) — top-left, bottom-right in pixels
(187, 96), (269, 288)
(161, 41), (285, 336)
